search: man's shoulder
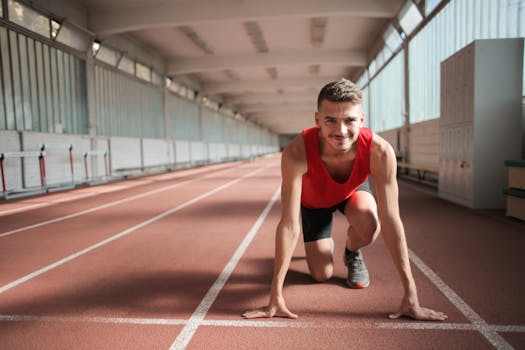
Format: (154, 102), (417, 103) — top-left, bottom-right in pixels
(283, 134), (306, 157)
(370, 133), (394, 157)
(282, 134), (307, 173)
(370, 133), (397, 177)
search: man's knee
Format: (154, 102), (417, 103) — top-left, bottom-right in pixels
(305, 239), (334, 282)
(310, 265), (333, 283)
(349, 212), (380, 247)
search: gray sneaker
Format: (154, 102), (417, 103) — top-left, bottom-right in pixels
(343, 249), (370, 289)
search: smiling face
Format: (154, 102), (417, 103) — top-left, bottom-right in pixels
(315, 100), (364, 154)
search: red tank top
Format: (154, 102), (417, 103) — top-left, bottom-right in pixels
(301, 126), (373, 208)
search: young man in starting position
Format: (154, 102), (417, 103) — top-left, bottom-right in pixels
(243, 79), (447, 321)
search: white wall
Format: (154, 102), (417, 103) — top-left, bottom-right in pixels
(208, 142), (228, 163)
(190, 141), (207, 164)
(175, 140), (191, 164)
(1, 130), (277, 197)
(378, 119), (440, 168)
(0, 131), (23, 191)
(409, 119), (440, 167)
(228, 144), (241, 160)
(109, 136), (142, 174)
(142, 138), (174, 167)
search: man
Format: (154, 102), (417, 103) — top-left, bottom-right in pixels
(243, 79), (447, 321)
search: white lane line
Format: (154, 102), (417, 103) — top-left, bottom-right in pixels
(0, 314), (186, 325)
(0, 166), (267, 295)
(409, 250), (514, 350)
(0, 203), (49, 216)
(490, 325), (525, 333)
(169, 187), (281, 350)
(0, 164), (237, 238)
(2, 314), (524, 333)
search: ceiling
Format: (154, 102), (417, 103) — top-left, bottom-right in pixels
(76, 0), (406, 135)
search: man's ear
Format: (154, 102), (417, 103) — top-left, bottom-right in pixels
(315, 112), (320, 127)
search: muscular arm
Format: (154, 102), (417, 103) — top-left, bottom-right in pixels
(243, 136), (306, 319)
(370, 138), (416, 298)
(271, 140), (305, 298)
(371, 135), (447, 321)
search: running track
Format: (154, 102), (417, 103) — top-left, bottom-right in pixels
(0, 155), (524, 349)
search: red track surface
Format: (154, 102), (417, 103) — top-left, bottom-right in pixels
(0, 155), (524, 349)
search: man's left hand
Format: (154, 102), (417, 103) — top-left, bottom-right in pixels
(389, 302), (448, 321)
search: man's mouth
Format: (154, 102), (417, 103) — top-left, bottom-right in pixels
(330, 135), (349, 141)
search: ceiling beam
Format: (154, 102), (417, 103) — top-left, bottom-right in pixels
(167, 50), (367, 75)
(204, 77), (340, 94)
(250, 114), (313, 134)
(240, 102), (315, 114)
(224, 91), (317, 105)
(89, 0), (398, 36)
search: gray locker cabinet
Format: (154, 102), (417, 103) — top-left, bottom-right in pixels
(439, 38), (523, 209)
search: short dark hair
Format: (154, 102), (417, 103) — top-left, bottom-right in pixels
(317, 78), (362, 111)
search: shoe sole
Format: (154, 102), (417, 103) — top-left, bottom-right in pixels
(346, 280), (370, 289)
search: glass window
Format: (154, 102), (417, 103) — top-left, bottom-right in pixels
(55, 22), (91, 52)
(425, 0), (442, 15)
(368, 58), (378, 77)
(409, 0), (525, 123)
(8, 0), (50, 38)
(10, 31), (23, 130)
(152, 71), (162, 86)
(35, 40), (48, 132)
(117, 55), (134, 75)
(369, 52), (405, 133)
(96, 45), (118, 66)
(356, 71), (368, 89)
(136, 62), (151, 82)
(1, 27), (15, 129)
(398, 0), (423, 36)
(361, 87), (370, 128)
(384, 25), (403, 53)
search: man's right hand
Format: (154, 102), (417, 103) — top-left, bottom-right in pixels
(242, 295), (298, 319)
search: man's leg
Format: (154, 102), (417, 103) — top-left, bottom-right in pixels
(343, 190), (380, 288)
(305, 238), (334, 282)
(301, 205), (335, 282)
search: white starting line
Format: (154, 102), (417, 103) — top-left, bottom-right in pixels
(0, 314), (523, 333)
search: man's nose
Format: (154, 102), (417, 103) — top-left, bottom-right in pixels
(337, 121), (347, 134)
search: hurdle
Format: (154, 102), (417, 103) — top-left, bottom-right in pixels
(83, 150), (109, 184)
(39, 143), (75, 192)
(0, 151), (46, 199)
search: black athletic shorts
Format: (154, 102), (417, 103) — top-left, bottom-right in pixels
(301, 179), (373, 242)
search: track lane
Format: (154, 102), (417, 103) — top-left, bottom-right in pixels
(0, 161), (272, 286)
(397, 184), (525, 326)
(0, 157), (282, 349)
(201, 182), (509, 349)
(0, 162), (236, 235)
(1, 156), (523, 349)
